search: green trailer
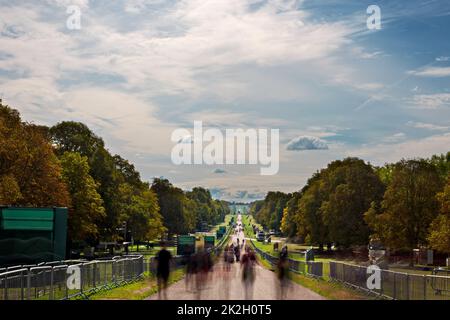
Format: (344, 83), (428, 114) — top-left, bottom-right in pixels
(0, 207), (68, 266)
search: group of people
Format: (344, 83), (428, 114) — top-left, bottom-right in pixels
(154, 214), (291, 300)
(221, 237), (257, 299)
(185, 248), (214, 298)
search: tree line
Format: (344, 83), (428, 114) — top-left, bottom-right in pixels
(250, 155), (450, 256)
(0, 101), (229, 247)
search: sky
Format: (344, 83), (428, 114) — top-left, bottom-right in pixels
(1, 0), (450, 202)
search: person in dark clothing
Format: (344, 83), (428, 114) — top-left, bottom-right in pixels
(234, 243), (241, 262)
(277, 245), (289, 299)
(185, 252), (198, 292)
(241, 245), (256, 299)
(156, 242), (172, 300)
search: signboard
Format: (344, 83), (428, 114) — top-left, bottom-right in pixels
(204, 235), (215, 249)
(216, 226), (227, 239)
(1, 208), (54, 231)
(177, 235), (196, 256)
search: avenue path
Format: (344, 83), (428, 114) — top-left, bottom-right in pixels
(147, 215), (325, 300)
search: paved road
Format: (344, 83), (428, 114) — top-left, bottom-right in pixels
(147, 215), (325, 300)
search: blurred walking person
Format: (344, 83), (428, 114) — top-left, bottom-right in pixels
(234, 242), (241, 262)
(277, 245), (290, 299)
(241, 245), (256, 299)
(156, 242), (172, 300)
(194, 247), (213, 299)
(185, 252), (197, 292)
(220, 245), (234, 299)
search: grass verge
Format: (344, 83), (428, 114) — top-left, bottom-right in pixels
(87, 269), (185, 300)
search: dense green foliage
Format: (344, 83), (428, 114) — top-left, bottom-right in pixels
(251, 191), (291, 231)
(256, 155), (450, 255)
(151, 179), (229, 236)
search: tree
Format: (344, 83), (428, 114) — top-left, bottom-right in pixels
(0, 102), (70, 207)
(365, 159), (442, 264)
(280, 192), (301, 238)
(49, 121), (105, 158)
(321, 158), (385, 248)
(428, 152), (450, 181)
(251, 192), (291, 231)
(151, 178), (196, 235)
(60, 152), (105, 242)
(118, 183), (165, 243)
(428, 177), (450, 255)
(296, 180), (328, 248)
(187, 187), (226, 228)
(50, 121), (127, 240)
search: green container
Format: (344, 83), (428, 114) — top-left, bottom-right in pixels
(204, 235), (215, 249)
(0, 207), (68, 266)
(177, 235), (196, 256)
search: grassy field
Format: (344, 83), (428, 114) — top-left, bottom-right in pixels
(87, 269), (185, 300)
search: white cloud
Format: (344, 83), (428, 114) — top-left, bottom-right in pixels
(0, 0), (358, 101)
(349, 133), (450, 165)
(286, 135), (328, 150)
(408, 66), (450, 77)
(406, 121), (449, 131)
(410, 93), (450, 109)
(383, 132), (406, 143)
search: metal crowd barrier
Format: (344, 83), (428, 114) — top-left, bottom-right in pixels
(249, 241), (323, 278)
(329, 261), (450, 300)
(0, 255), (144, 300)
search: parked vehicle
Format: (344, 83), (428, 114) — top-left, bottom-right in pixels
(256, 231), (265, 242)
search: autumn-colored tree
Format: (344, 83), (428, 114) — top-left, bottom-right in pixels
(0, 102), (70, 207)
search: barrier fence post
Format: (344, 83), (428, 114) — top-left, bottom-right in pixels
(423, 275), (427, 300)
(80, 264), (84, 296)
(93, 263), (97, 288)
(407, 274), (411, 300)
(4, 273), (7, 300)
(393, 272), (397, 300)
(65, 267), (69, 299)
(27, 270), (31, 300)
(21, 269), (25, 300)
(50, 268), (54, 300)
